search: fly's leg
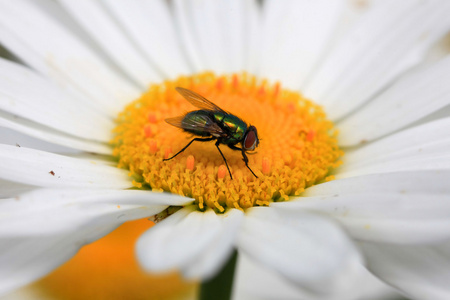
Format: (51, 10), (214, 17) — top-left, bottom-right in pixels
(228, 144), (242, 151)
(241, 150), (258, 178)
(215, 140), (233, 180)
(228, 144), (258, 178)
(164, 137), (215, 161)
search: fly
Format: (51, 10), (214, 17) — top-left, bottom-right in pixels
(163, 87), (260, 180)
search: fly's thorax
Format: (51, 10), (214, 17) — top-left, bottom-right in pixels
(212, 111), (225, 123)
(221, 114), (247, 143)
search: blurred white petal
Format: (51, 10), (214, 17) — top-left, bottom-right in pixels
(233, 252), (401, 300)
(0, 188), (184, 296)
(58, 0), (163, 86)
(237, 207), (364, 295)
(0, 179), (33, 198)
(102, 0), (192, 78)
(275, 170), (450, 244)
(338, 118), (450, 178)
(361, 240), (450, 300)
(0, 112), (111, 154)
(305, 0), (450, 120)
(0, 188), (191, 236)
(259, 0), (344, 89)
(338, 56), (450, 146)
(0, 58), (113, 142)
(137, 207), (242, 280)
(0, 0), (140, 115)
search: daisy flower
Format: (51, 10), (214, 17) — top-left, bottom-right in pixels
(1, 0), (450, 299)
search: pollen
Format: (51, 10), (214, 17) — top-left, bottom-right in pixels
(112, 73), (343, 212)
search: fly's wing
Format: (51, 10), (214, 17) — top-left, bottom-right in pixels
(165, 115), (187, 129)
(175, 87), (227, 113)
(165, 114), (224, 137)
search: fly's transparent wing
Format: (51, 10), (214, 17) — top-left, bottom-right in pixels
(165, 115), (186, 129)
(165, 113), (224, 136)
(175, 87), (227, 113)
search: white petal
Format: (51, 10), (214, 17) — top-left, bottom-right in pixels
(0, 57), (114, 142)
(259, 0), (344, 90)
(0, 188), (176, 296)
(360, 240), (450, 300)
(101, 0), (191, 79)
(58, 0), (163, 87)
(304, 0), (450, 120)
(219, 0), (247, 73)
(0, 179), (33, 198)
(182, 209), (244, 279)
(184, 0), (227, 72)
(236, 207), (364, 294)
(173, 0), (249, 74)
(338, 118), (450, 178)
(65, 152), (117, 166)
(0, 126), (80, 154)
(342, 117), (450, 167)
(321, 0), (375, 51)
(172, 0), (204, 72)
(137, 207), (242, 280)
(243, 0), (262, 74)
(233, 252), (401, 300)
(189, 0), (249, 73)
(0, 0), (141, 115)
(338, 56), (450, 146)
(0, 111), (111, 155)
(233, 252), (312, 300)
(412, 101), (450, 128)
(0, 188), (191, 236)
(0, 144), (131, 188)
(275, 170), (450, 244)
(137, 207), (215, 273)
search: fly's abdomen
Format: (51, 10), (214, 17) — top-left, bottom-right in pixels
(182, 110), (233, 138)
(182, 110), (213, 137)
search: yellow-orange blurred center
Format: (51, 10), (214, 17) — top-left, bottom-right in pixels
(37, 219), (195, 300)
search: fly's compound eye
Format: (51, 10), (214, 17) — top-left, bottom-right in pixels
(244, 129), (257, 151)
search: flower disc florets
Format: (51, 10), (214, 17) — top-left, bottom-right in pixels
(112, 73), (342, 212)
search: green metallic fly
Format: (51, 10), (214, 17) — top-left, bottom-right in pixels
(163, 87), (260, 180)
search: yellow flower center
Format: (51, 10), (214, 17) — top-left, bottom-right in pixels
(112, 73), (342, 212)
